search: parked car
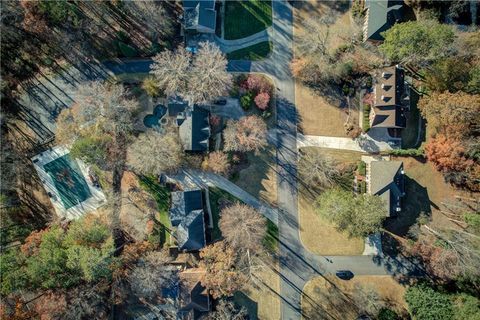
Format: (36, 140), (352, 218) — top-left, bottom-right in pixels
(335, 270), (354, 280)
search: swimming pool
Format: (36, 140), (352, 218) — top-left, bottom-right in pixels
(43, 154), (92, 209)
(143, 104), (167, 129)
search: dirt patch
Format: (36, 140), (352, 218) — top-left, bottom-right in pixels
(302, 275), (409, 320)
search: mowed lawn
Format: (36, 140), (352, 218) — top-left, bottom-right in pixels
(298, 147), (365, 255)
(224, 0), (272, 40)
(227, 41), (272, 61)
(302, 276), (408, 319)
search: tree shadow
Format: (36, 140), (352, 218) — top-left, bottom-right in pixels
(233, 291), (259, 320)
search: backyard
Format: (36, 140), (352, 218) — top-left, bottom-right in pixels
(384, 156), (474, 237)
(139, 176), (172, 246)
(224, 0), (272, 40)
(302, 275), (408, 319)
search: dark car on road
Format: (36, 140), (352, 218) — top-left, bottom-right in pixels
(335, 270), (354, 280)
(213, 99), (227, 105)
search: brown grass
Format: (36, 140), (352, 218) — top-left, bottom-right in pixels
(302, 275), (408, 320)
(298, 147), (365, 255)
(234, 148), (278, 207)
(298, 189), (364, 256)
(386, 157), (476, 236)
(293, 3), (358, 137)
(295, 84), (353, 137)
(234, 261), (281, 320)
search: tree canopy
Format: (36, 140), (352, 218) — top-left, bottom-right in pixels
(127, 130), (183, 175)
(405, 284), (454, 320)
(315, 189), (386, 237)
(379, 20), (456, 65)
(150, 42), (232, 104)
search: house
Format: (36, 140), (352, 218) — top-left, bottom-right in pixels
(167, 98), (211, 152)
(363, 0), (405, 42)
(370, 65), (410, 129)
(177, 269), (211, 319)
(367, 160), (405, 217)
(183, 0), (216, 34)
(169, 189), (206, 251)
(178, 105), (210, 152)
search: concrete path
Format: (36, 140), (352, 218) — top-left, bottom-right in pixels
(215, 28), (272, 53)
(170, 169), (279, 225)
(297, 133), (394, 153)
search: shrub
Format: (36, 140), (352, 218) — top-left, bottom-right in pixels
(240, 92), (254, 110)
(387, 148), (424, 157)
(245, 74), (272, 94)
(363, 104), (371, 132)
(357, 161), (366, 176)
(377, 308), (399, 320)
(142, 77), (161, 97)
(254, 92), (270, 110)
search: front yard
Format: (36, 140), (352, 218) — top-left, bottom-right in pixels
(227, 41), (273, 61)
(302, 275), (408, 319)
(298, 147), (365, 255)
(224, 0), (272, 40)
(232, 148), (278, 207)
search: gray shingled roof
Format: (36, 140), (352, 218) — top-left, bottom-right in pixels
(183, 0), (216, 31)
(370, 161), (405, 217)
(177, 210), (206, 251)
(179, 105), (210, 152)
(170, 190), (204, 227)
(169, 190), (206, 252)
(365, 0), (404, 41)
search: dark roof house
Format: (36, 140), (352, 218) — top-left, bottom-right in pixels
(183, 0), (216, 34)
(169, 190), (206, 251)
(178, 105), (210, 152)
(177, 269), (211, 320)
(370, 65), (410, 128)
(363, 0), (405, 42)
(368, 160), (405, 217)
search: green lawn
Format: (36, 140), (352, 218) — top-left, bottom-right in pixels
(263, 220), (278, 253)
(227, 41), (272, 61)
(139, 176), (171, 246)
(224, 0), (272, 40)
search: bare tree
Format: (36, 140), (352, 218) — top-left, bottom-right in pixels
(189, 42), (233, 104)
(127, 130), (183, 175)
(223, 116), (267, 153)
(298, 148), (342, 191)
(150, 46), (191, 98)
(219, 203), (266, 253)
(122, 1), (174, 38)
(204, 151), (230, 176)
(219, 203), (267, 281)
(150, 42), (232, 104)
(128, 250), (177, 301)
(202, 299), (248, 320)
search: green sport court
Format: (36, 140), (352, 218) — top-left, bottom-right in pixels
(43, 154), (92, 209)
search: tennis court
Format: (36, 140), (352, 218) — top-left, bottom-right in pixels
(43, 154), (92, 209)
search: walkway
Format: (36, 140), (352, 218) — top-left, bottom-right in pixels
(170, 169), (279, 225)
(215, 28), (272, 53)
(297, 133), (394, 153)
